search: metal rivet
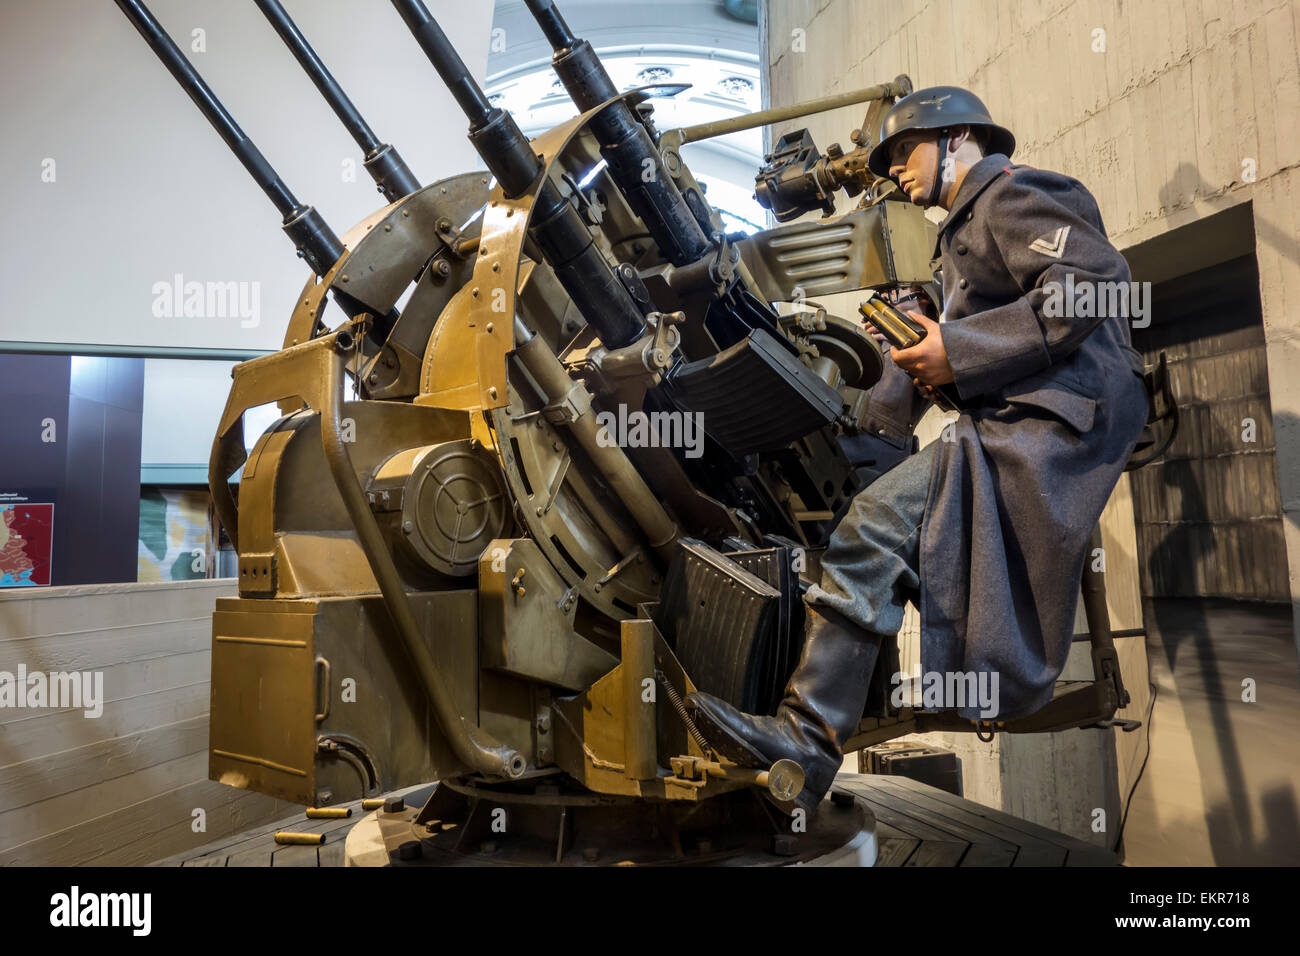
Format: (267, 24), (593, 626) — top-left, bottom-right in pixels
(488, 386), (498, 399)
(486, 323), (494, 333)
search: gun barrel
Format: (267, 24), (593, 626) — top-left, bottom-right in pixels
(253, 0), (419, 202)
(115, 0), (345, 277)
(390, 0), (646, 349)
(390, 0), (546, 197)
(526, 0), (578, 48)
(389, 0), (493, 126)
(677, 82), (910, 146)
(523, 0), (711, 266)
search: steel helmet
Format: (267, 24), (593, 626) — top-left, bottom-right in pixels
(866, 85), (1015, 180)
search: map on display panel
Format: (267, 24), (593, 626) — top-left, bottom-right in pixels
(0, 501), (54, 587)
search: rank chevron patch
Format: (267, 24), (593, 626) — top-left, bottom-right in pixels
(1028, 225), (1070, 258)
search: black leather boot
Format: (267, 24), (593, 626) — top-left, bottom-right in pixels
(686, 606), (881, 814)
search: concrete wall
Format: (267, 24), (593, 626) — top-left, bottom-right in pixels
(0, 580), (296, 865)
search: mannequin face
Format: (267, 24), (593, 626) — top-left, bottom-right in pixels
(886, 126), (978, 208)
(887, 131), (942, 205)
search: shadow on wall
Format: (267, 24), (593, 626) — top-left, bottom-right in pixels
(1158, 161), (1297, 269)
(1147, 154), (1299, 861)
(1143, 408), (1300, 865)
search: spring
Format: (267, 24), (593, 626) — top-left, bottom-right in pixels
(655, 669), (712, 755)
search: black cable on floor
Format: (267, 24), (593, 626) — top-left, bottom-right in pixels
(1113, 651), (1158, 855)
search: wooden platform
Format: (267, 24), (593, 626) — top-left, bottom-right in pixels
(153, 774), (1117, 867)
(834, 774), (1118, 866)
(151, 799), (363, 868)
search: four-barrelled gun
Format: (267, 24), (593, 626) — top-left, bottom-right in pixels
(108, 0), (972, 832)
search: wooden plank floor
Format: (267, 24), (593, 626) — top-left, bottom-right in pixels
(153, 774), (1117, 867)
(151, 800), (364, 868)
(834, 775), (1118, 866)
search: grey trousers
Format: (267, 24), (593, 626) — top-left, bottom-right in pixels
(804, 441), (937, 637)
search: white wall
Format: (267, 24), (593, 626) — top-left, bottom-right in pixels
(139, 358), (285, 469)
(140, 359), (233, 466)
(0, 0), (494, 354)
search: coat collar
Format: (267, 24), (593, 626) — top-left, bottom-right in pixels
(929, 153), (1013, 258)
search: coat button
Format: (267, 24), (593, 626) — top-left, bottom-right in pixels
(956, 243), (968, 254)
(959, 277), (969, 289)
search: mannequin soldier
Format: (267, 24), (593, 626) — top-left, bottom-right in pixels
(688, 86), (1149, 812)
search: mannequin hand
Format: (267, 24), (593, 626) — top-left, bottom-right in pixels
(890, 313), (954, 386)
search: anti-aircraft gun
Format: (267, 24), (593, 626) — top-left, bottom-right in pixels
(115, 0), (1166, 865)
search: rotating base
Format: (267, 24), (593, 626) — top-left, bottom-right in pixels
(345, 774), (876, 867)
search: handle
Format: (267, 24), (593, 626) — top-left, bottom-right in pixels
(314, 656), (331, 722)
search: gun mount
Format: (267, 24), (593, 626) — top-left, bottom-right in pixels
(115, 0), (1121, 865)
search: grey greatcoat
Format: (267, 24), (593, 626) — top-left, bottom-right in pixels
(873, 152), (1148, 721)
